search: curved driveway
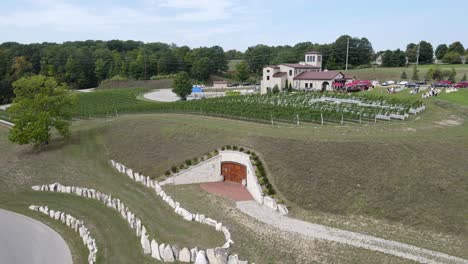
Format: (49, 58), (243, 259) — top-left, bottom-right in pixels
(143, 89), (180, 102)
(0, 209), (72, 264)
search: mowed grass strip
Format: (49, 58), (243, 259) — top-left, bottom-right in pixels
(347, 64), (468, 82)
(0, 125), (225, 264)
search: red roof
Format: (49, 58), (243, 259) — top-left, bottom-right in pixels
(265, 65), (280, 69)
(280, 63), (321, 69)
(294, 71), (343, 80)
(273, 72), (287, 77)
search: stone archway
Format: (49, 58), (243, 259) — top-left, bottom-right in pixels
(321, 82), (330, 92)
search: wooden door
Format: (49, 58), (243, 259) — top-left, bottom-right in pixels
(221, 162), (247, 183)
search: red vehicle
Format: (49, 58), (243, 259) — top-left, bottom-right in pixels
(454, 81), (468, 88)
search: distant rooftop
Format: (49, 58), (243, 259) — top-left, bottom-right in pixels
(305, 51), (321, 54)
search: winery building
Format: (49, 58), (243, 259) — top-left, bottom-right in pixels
(260, 51), (352, 94)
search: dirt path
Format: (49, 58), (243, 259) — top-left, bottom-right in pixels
(237, 201), (468, 264)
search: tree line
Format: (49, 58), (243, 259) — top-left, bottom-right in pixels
(378, 41), (467, 67)
(0, 40), (228, 103)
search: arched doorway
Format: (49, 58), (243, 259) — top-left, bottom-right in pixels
(321, 82), (330, 92)
(221, 162), (247, 183)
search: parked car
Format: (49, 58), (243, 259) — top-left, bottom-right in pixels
(398, 81), (408, 85)
(432, 82), (451, 88)
(405, 82), (419, 88)
(454, 81), (468, 88)
(228, 83), (240, 87)
(242, 83), (251, 86)
(416, 80), (427, 85)
(386, 80), (395, 85)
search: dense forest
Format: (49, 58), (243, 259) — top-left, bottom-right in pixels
(2, 36), (464, 104)
(0, 35), (376, 103)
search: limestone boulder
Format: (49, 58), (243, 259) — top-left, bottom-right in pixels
(171, 245), (180, 260)
(179, 247), (191, 263)
(263, 196), (278, 211)
(150, 239), (161, 260)
(162, 245), (175, 262)
(277, 204), (289, 215)
(190, 247), (199, 262)
(140, 234), (151, 255)
(228, 254), (239, 264)
(195, 250), (208, 264)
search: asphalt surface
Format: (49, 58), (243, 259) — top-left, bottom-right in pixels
(0, 209), (73, 264)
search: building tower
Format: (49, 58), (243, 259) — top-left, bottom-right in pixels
(304, 51), (322, 71)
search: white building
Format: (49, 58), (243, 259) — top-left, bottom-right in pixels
(260, 51), (352, 94)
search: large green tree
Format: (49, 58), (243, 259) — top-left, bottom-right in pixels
(172, 72), (192, 100)
(442, 52), (462, 64)
(8, 75), (76, 145)
(235, 61), (250, 82)
(435, 44), (448, 60)
(448, 41), (465, 54)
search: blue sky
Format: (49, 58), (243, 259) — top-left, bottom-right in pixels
(1, 0), (467, 52)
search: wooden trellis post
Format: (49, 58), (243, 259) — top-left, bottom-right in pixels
(296, 114), (300, 126)
(359, 114), (362, 124)
(341, 114), (344, 126)
(321, 113), (324, 126)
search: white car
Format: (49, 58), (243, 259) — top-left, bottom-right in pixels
(386, 80), (395, 85)
(398, 81), (408, 85)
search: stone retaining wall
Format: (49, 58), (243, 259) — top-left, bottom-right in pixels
(160, 155), (223, 185)
(32, 182), (248, 263)
(28, 205), (97, 264)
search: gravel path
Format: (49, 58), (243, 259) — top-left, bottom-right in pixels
(143, 89), (180, 102)
(0, 104), (10, 110)
(0, 209), (72, 264)
(237, 201), (468, 264)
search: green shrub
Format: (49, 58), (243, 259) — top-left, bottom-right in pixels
(171, 166), (178, 173)
(185, 159), (192, 166)
(233, 145), (238, 150)
(226, 145), (232, 150)
(165, 170), (171, 176)
(239, 147), (244, 152)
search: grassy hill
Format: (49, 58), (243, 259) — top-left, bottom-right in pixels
(348, 64), (468, 82)
(1, 86), (467, 263)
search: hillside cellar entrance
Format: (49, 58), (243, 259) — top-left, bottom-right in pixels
(221, 162), (247, 183)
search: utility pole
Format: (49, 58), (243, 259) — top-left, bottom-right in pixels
(345, 37), (350, 71)
(416, 42), (421, 66)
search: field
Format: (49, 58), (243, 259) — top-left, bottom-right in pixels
(74, 88), (426, 125)
(1, 84), (467, 263)
(348, 64), (468, 82)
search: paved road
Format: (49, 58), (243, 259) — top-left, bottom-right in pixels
(143, 89), (180, 102)
(0, 209), (73, 264)
(237, 201), (468, 264)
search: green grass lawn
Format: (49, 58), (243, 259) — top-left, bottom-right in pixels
(348, 64), (468, 82)
(438, 89), (468, 106)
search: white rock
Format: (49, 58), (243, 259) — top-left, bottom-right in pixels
(277, 204), (289, 215)
(179, 247), (191, 263)
(171, 245), (180, 260)
(263, 196), (278, 211)
(204, 218), (217, 227)
(228, 254), (239, 264)
(216, 222), (223, 231)
(31, 186), (41, 191)
(190, 247), (199, 262)
(140, 233), (151, 255)
(214, 247), (228, 264)
(195, 250), (208, 264)
(162, 245), (175, 262)
(150, 239), (161, 260)
(159, 243), (166, 260)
